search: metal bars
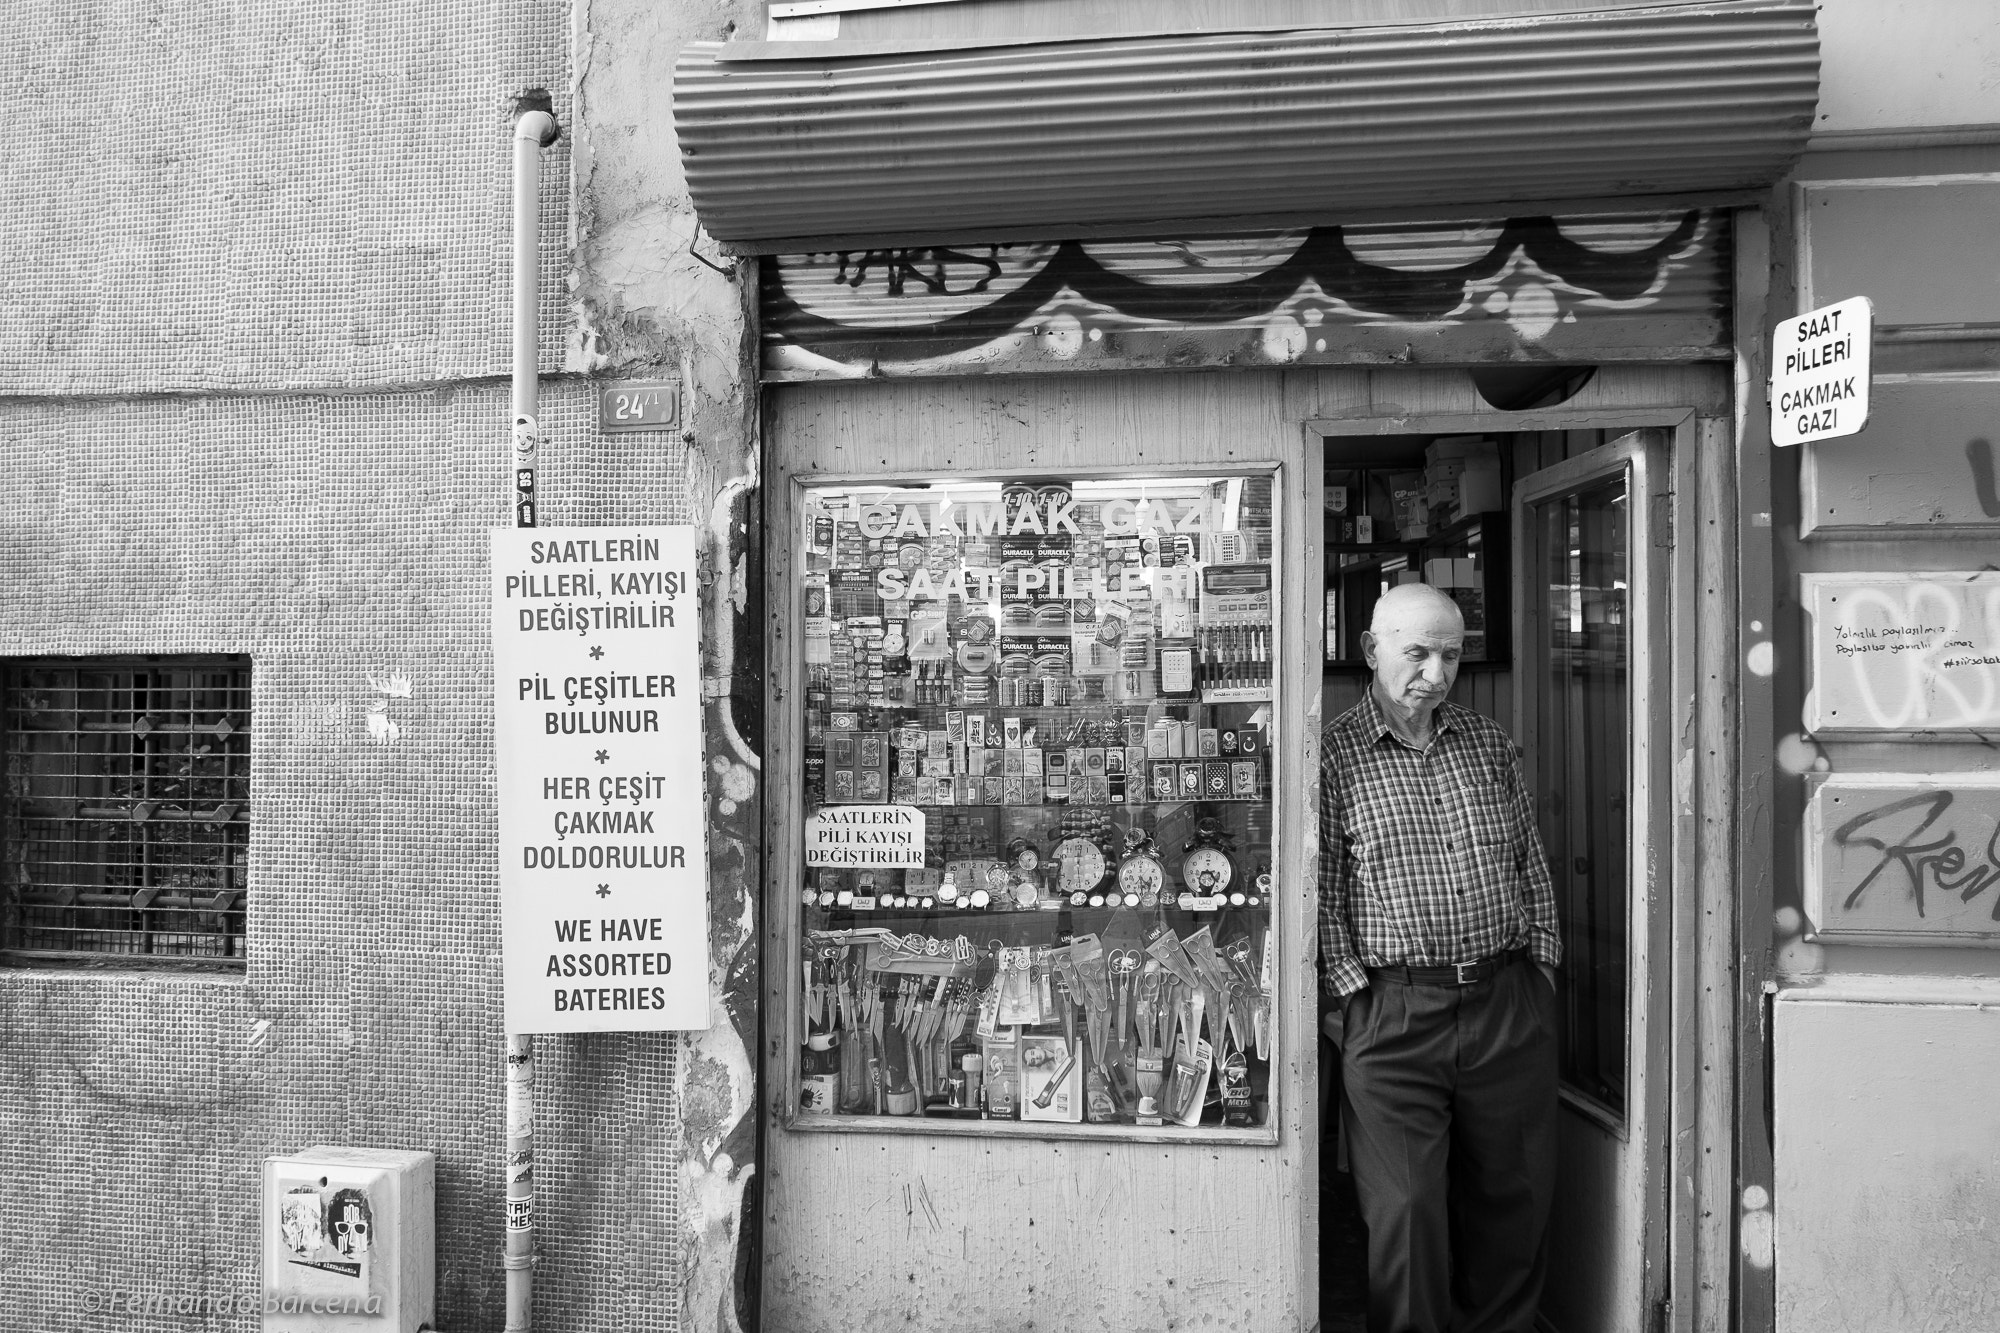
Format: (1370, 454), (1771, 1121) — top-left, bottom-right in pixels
(2, 657), (250, 965)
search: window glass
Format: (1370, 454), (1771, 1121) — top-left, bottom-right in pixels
(796, 476), (1277, 1131)
(1531, 481), (1629, 1114)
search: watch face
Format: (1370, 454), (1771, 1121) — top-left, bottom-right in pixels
(1054, 837), (1107, 895)
(1117, 854), (1165, 897)
(1181, 846), (1233, 893)
(1013, 846), (1040, 873)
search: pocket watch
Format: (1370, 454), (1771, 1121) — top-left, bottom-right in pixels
(1116, 829), (1167, 909)
(1179, 818), (1237, 899)
(1053, 835), (1108, 905)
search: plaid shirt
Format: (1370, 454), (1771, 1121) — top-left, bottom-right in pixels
(1318, 690), (1560, 998)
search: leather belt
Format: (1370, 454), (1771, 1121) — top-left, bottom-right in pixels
(1367, 947), (1528, 987)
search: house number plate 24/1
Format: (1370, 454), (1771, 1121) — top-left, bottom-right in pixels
(599, 380), (681, 433)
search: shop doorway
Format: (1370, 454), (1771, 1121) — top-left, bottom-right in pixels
(1314, 421), (1678, 1333)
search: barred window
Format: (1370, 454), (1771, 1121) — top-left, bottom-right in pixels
(2, 657), (250, 966)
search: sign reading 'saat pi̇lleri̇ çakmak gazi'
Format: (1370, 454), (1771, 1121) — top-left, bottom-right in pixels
(490, 526), (710, 1033)
(1771, 295), (1873, 447)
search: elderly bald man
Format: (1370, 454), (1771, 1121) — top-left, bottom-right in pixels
(1319, 582), (1561, 1333)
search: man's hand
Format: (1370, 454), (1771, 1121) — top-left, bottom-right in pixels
(1321, 990), (1357, 1049)
(1535, 961), (1558, 993)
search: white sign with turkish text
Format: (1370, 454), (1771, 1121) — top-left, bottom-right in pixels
(490, 526), (711, 1033)
(805, 805), (928, 869)
(1771, 295), (1873, 447)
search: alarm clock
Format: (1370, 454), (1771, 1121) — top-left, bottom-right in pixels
(1116, 831), (1167, 909)
(1054, 836), (1108, 904)
(1009, 839), (1045, 907)
(1179, 819), (1238, 902)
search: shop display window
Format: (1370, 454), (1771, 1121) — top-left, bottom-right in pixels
(791, 475), (1278, 1134)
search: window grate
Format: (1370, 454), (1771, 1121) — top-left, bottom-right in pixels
(3, 657), (250, 966)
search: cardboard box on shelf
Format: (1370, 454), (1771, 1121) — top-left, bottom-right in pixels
(1454, 466), (1504, 518)
(1385, 470), (1427, 540)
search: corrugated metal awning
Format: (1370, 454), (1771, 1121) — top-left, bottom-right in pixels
(673, 2), (1818, 254)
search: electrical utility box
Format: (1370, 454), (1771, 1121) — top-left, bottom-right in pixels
(262, 1146), (435, 1333)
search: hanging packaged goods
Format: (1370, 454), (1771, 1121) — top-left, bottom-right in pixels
(795, 474), (1279, 1133)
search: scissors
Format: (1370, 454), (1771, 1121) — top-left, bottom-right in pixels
(1107, 949), (1142, 1074)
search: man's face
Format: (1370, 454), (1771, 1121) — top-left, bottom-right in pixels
(1363, 596), (1464, 721)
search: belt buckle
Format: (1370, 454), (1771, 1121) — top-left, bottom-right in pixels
(1454, 960), (1479, 985)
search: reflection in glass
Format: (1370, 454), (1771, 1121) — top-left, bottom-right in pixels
(1532, 478), (1628, 1116)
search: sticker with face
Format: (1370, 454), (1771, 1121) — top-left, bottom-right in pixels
(280, 1188), (323, 1258)
(328, 1188), (372, 1258)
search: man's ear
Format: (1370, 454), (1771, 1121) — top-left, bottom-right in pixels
(1359, 629), (1378, 669)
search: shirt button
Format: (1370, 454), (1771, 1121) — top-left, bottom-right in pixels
(1461, 935), (1470, 943)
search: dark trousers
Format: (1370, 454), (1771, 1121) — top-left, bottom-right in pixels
(1338, 953), (1558, 1333)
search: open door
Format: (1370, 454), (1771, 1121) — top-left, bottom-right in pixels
(1514, 430), (1671, 1333)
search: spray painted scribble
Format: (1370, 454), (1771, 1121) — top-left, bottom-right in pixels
(1803, 571), (2000, 734)
(762, 212), (1728, 380)
(1804, 774), (2000, 944)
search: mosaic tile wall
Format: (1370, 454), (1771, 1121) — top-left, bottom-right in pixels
(0, 382), (693, 1333)
(1, 0), (572, 394)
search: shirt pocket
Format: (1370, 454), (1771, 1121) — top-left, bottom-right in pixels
(1458, 763), (1520, 884)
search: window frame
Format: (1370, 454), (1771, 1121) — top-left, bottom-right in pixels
(1, 654), (252, 971)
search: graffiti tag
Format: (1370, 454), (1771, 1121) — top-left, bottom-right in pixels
(1831, 790), (2000, 920)
(1806, 775), (2000, 943)
(833, 247), (1006, 297)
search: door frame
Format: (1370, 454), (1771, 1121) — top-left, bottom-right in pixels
(1305, 397), (1725, 1333)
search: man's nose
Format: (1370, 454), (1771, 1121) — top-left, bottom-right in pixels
(1421, 655), (1447, 684)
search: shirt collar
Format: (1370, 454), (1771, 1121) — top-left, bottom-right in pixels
(1356, 686), (1459, 750)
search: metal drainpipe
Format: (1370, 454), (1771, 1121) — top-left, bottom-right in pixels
(506, 99), (558, 1333)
